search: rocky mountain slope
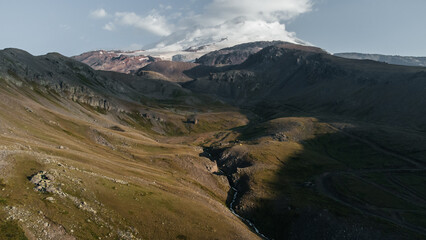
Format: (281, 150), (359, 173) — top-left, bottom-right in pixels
(194, 41), (324, 66)
(1, 48), (189, 111)
(183, 44), (426, 129)
(335, 52), (426, 67)
(72, 50), (160, 74)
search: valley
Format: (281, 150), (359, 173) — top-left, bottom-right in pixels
(1, 42), (426, 240)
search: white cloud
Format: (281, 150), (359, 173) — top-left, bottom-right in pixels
(90, 8), (108, 19)
(92, 0), (313, 52)
(202, 0), (312, 24)
(148, 17), (302, 52)
(148, 0), (312, 51)
(115, 11), (171, 36)
(103, 22), (115, 31)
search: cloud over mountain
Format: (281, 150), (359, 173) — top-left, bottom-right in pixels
(149, 0), (312, 51)
(90, 0), (312, 51)
(147, 17), (301, 52)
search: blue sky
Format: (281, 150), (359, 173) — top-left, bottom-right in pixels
(287, 0), (426, 56)
(0, 0), (425, 56)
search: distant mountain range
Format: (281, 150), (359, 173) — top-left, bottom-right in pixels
(72, 50), (160, 74)
(70, 42), (426, 128)
(335, 52), (426, 67)
(72, 41), (292, 75)
(73, 47), (426, 77)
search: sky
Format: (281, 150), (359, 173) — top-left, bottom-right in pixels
(0, 0), (425, 57)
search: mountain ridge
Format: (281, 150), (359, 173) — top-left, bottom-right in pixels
(182, 44), (426, 128)
(335, 52), (426, 67)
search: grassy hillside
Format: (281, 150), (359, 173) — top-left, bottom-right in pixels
(0, 76), (258, 239)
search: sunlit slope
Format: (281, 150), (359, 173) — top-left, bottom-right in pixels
(0, 51), (258, 239)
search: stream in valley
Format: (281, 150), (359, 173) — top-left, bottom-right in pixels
(228, 183), (269, 240)
(202, 148), (270, 240)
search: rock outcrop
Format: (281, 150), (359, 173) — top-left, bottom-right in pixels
(29, 171), (59, 194)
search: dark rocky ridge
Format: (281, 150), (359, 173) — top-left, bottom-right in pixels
(0, 48), (189, 111)
(183, 45), (426, 129)
(195, 41), (299, 66)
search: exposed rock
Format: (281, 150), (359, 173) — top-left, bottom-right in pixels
(29, 171), (59, 193)
(272, 132), (288, 142)
(4, 205), (76, 240)
(45, 197), (55, 202)
(117, 230), (141, 240)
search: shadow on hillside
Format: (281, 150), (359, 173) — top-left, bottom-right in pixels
(231, 119), (421, 240)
